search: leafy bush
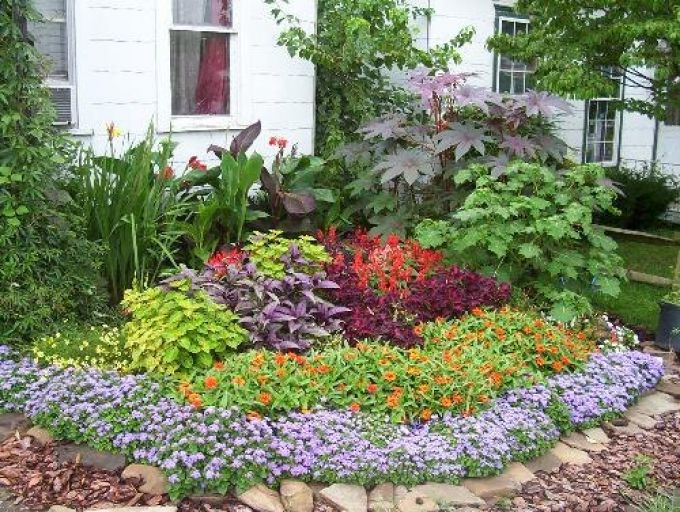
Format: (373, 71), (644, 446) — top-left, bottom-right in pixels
(168, 248), (348, 352)
(596, 164), (679, 230)
(244, 230), (330, 278)
(322, 230), (511, 346)
(343, 71), (572, 235)
(182, 307), (595, 422)
(122, 280), (248, 375)
(0, 3), (107, 342)
(31, 322), (129, 371)
(440, 161), (626, 320)
(71, 129), (184, 304)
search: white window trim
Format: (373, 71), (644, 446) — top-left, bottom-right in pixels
(156, 1), (250, 133)
(584, 97), (620, 167)
(495, 15), (533, 95)
(37, 0), (78, 127)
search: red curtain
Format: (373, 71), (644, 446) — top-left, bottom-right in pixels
(194, 0), (230, 115)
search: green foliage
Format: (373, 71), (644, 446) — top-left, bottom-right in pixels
(31, 321), (130, 371)
(0, 2), (107, 342)
(122, 280), (248, 376)
(635, 494), (680, 512)
(178, 150), (265, 267)
(71, 129), (184, 304)
(244, 230), (330, 278)
(623, 454), (655, 490)
(487, 1), (680, 118)
(265, 0), (473, 159)
(439, 161), (626, 320)
(597, 165), (680, 230)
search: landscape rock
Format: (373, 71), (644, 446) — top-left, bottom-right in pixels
(48, 507), (75, 512)
(629, 392), (680, 417)
(395, 491), (437, 512)
(524, 451), (562, 475)
(25, 426), (53, 446)
(656, 380), (680, 399)
(410, 483), (484, 507)
(55, 444), (126, 472)
(84, 508), (175, 512)
(394, 486), (408, 504)
(280, 480), (314, 512)
(238, 484), (284, 512)
(463, 473), (521, 500)
(624, 410), (657, 429)
(560, 432), (606, 452)
(0, 414), (30, 442)
(581, 427), (610, 445)
(549, 442), (592, 465)
(368, 483), (394, 512)
(121, 464), (169, 495)
(319, 484), (367, 512)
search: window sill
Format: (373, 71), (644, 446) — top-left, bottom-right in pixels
(162, 116), (247, 133)
(66, 127), (93, 136)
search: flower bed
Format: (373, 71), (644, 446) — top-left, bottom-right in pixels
(0, 345), (663, 499)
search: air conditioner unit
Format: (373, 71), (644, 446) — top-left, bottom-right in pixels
(48, 86), (74, 126)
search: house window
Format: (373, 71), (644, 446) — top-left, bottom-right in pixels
(584, 69), (622, 164)
(170, 0), (233, 116)
(667, 88), (680, 126)
(28, 0), (75, 126)
(495, 17), (535, 95)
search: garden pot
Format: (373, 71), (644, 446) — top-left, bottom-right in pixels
(655, 301), (680, 351)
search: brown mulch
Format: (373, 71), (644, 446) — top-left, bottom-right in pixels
(491, 411), (680, 512)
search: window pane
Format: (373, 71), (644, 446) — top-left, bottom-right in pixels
(498, 71), (512, 93)
(513, 73), (525, 94)
(30, 20), (68, 78)
(603, 143), (614, 161)
(173, 0), (232, 27)
(501, 20), (514, 36)
(515, 23), (528, 35)
(499, 55), (513, 70)
(171, 31), (230, 116)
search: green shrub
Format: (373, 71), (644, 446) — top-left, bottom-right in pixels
(122, 280), (248, 375)
(245, 230), (330, 278)
(31, 321), (129, 371)
(437, 161), (626, 320)
(0, 3), (107, 343)
(597, 164), (679, 230)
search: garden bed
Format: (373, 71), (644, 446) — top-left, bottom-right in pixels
(0, 345), (664, 500)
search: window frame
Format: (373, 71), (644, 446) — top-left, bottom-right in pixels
(156, 0), (248, 133)
(583, 71), (624, 166)
(32, 0), (78, 127)
(493, 14), (534, 95)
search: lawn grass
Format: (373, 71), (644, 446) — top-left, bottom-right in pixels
(593, 226), (680, 332)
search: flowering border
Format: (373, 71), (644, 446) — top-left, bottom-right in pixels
(0, 346), (664, 499)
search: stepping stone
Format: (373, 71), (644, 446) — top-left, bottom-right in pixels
(561, 432), (606, 453)
(121, 464), (169, 495)
(606, 421), (646, 436)
(319, 484), (367, 512)
(25, 426), (53, 446)
(624, 410), (657, 429)
(85, 508), (176, 512)
(629, 392), (680, 417)
(55, 444), (126, 472)
(0, 414), (30, 442)
(525, 451), (562, 474)
(549, 442), (592, 465)
(463, 473), (521, 500)
(238, 484), (284, 512)
(368, 483), (395, 512)
(656, 380), (680, 399)
(582, 427), (610, 445)
(280, 480), (314, 512)
(409, 483), (484, 507)
(396, 491), (437, 512)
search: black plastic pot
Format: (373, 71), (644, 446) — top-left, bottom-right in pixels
(655, 301), (680, 351)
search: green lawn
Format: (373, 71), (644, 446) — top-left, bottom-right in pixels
(593, 229), (679, 332)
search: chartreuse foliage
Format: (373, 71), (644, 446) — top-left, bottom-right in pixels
(244, 230), (330, 278)
(0, 2), (106, 342)
(181, 307), (595, 422)
(265, 0), (473, 158)
(416, 162), (626, 320)
(487, 0), (680, 119)
(122, 280), (248, 375)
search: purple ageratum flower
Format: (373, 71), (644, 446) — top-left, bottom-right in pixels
(0, 348), (664, 497)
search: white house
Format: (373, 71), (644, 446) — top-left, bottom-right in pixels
(30, 0), (680, 170)
(29, 0), (317, 167)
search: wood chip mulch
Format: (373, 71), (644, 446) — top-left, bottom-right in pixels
(492, 411), (680, 512)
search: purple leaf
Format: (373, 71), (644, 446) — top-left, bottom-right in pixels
(374, 147), (432, 185)
(434, 123), (492, 161)
(521, 91), (572, 117)
(499, 135), (537, 158)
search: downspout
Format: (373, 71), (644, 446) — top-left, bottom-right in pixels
(652, 117), (660, 163)
(616, 75), (626, 166)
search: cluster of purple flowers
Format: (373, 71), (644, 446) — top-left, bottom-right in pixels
(0, 346), (664, 499)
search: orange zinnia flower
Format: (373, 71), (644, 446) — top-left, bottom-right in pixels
(276, 368), (286, 378)
(440, 396), (453, 408)
(406, 366), (421, 376)
(451, 394), (463, 404)
(349, 402), (361, 412)
(489, 372), (503, 386)
(384, 371), (397, 382)
(420, 409), (433, 422)
(367, 383), (378, 394)
(535, 356), (545, 366)
(232, 376), (246, 386)
(213, 361), (225, 370)
(204, 376), (218, 390)
(472, 307), (484, 317)
(275, 353), (286, 366)
(434, 375), (450, 385)
(549, 346), (558, 354)
(246, 411), (262, 421)
(188, 393), (202, 408)
(561, 356), (571, 365)
(257, 375), (269, 385)
(413, 324), (423, 336)
(552, 361), (564, 372)
(417, 384), (430, 394)
(386, 395), (399, 408)
(258, 392), (272, 406)
(536, 343), (546, 353)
